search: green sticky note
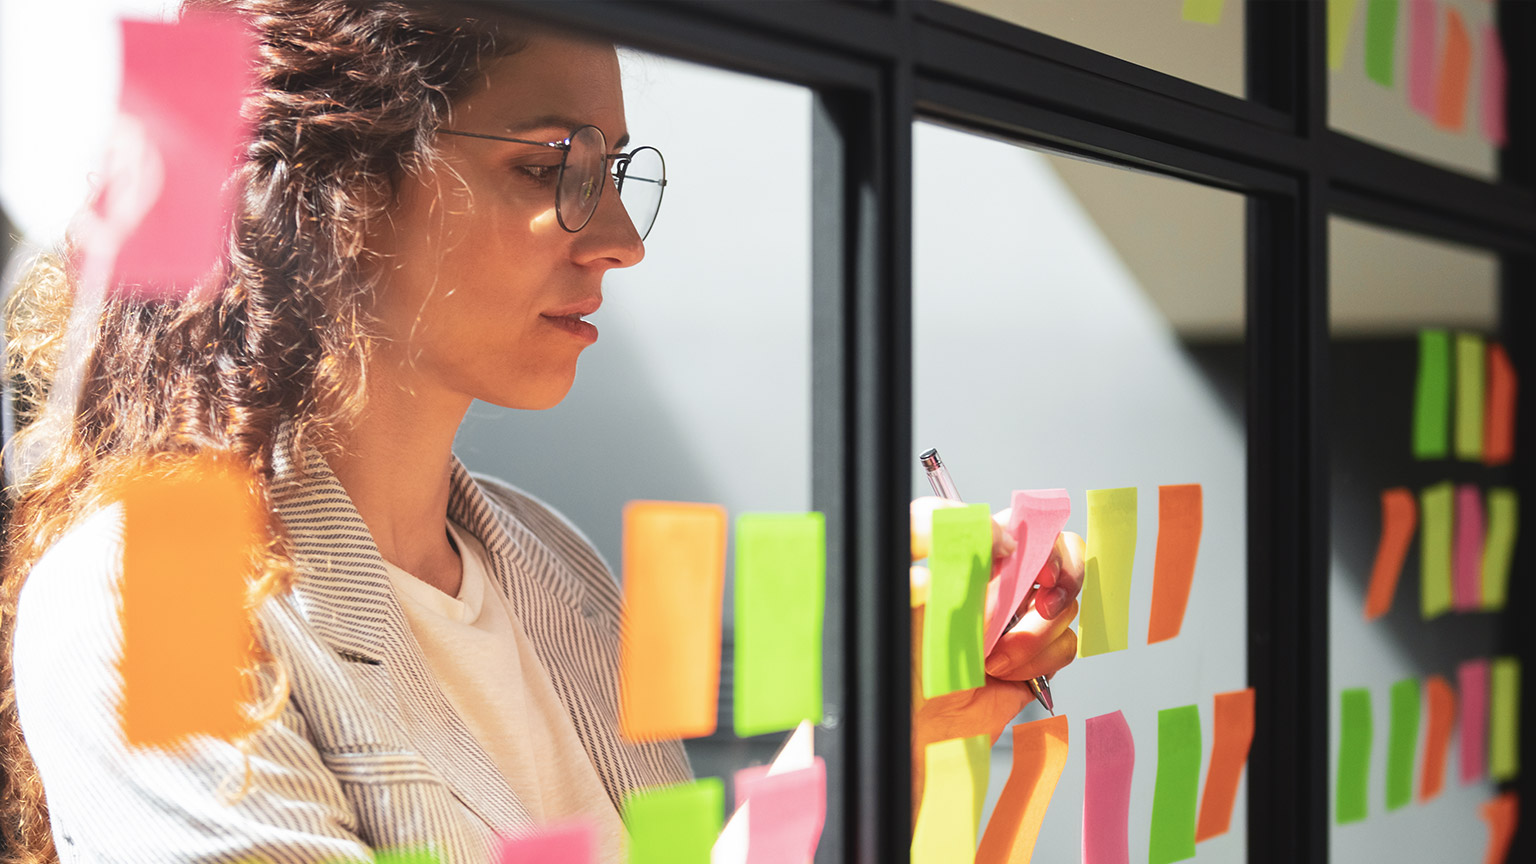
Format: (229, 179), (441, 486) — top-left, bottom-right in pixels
(924, 504), (991, 698)
(1364, 0), (1399, 86)
(1181, 0), (1223, 25)
(733, 512), (825, 737)
(1483, 489), (1518, 611)
(1328, 0), (1361, 70)
(911, 734), (990, 864)
(1420, 482), (1453, 619)
(1413, 329), (1451, 459)
(1491, 657), (1520, 782)
(1149, 704), (1201, 864)
(624, 778), (723, 864)
(1336, 688), (1372, 825)
(1385, 678), (1420, 810)
(1081, 488), (1138, 657)
(1455, 332), (1487, 462)
(372, 848), (441, 864)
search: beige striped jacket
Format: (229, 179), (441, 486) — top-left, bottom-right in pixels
(13, 442), (691, 862)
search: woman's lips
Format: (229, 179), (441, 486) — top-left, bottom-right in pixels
(542, 313), (598, 343)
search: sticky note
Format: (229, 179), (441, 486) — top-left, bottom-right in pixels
(976, 715), (1069, 864)
(911, 735), (989, 864)
(1148, 485), (1202, 645)
(1433, 8), (1473, 130)
(624, 778), (723, 864)
(1406, 0), (1437, 115)
(1419, 675), (1456, 802)
(1490, 657), (1519, 782)
(117, 455), (262, 750)
(1336, 688), (1372, 824)
(1483, 343), (1517, 465)
(1481, 26), (1509, 147)
(732, 759), (827, 864)
(1386, 678), (1420, 810)
(1181, 0), (1224, 25)
(495, 824), (594, 864)
(1364, 0), (1399, 86)
(987, 489), (1071, 655)
(924, 504), (991, 698)
(1481, 792), (1518, 864)
(1083, 710), (1135, 864)
(1149, 705), (1201, 864)
(1453, 484), (1485, 611)
(1413, 329), (1451, 459)
(1081, 488), (1137, 657)
(1329, 0), (1361, 70)
(373, 848), (442, 864)
(1482, 489), (1518, 611)
(733, 512), (825, 738)
(619, 501), (726, 742)
(1420, 482), (1453, 620)
(1459, 659), (1490, 785)
(1197, 687), (1256, 842)
(1364, 488), (1417, 620)
(1455, 333), (1486, 461)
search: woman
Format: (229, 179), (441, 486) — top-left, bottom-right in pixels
(0, 1), (1082, 862)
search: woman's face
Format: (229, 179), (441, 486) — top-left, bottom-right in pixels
(367, 33), (643, 412)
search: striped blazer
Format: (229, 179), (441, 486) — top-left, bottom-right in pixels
(14, 442), (692, 862)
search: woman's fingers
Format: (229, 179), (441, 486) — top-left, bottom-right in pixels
(991, 624), (1079, 683)
(984, 598), (1079, 680)
(1032, 530), (1086, 620)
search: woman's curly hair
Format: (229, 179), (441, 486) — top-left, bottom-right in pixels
(0, 2), (522, 860)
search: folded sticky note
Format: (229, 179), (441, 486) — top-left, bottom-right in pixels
(987, 490), (1071, 656)
(1149, 705), (1201, 864)
(619, 501), (727, 742)
(1364, 0), (1400, 87)
(1413, 329), (1451, 459)
(1081, 488), (1137, 657)
(925, 504), (992, 698)
(1197, 688), (1256, 842)
(1084, 710), (1135, 864)
(734, 512), (825, 738)
(1481, 26), (1509, 148)
(1481, 791), (1518, 864)
(1490, 657), (1520, 782)
(1453, 484), (1485, 611)
(1386, 678), (1420, 811)
(1406, 0), (1436, 115)
(1329, 0), (1361, 71)
(1364, 488), (1417, 620)
(1460, 659), (1490, 785)
(1482, 489), (1518, 611)
(1483, 342), (1517, 465)
(1148, 485), (1202, 645)
(1455, 333), (1487, 461)
(732, 758), (827, 864)
(1433, 8), (1473, 131)
(1419, 675), (1455, 803)
(495, 823), (594, 863)
(1420, 482), (1453, 620)
(912, 735), (989, 864)
(1336, 688), (1372, 824)
(976, 715), (1069, 864)
(624, 778), (723, 864)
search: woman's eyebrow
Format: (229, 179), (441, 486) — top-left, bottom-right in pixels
(506, 114), (631, 150)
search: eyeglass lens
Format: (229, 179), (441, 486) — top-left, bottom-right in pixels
(616, 146), (665, 242)
(558, 126), (666, 241)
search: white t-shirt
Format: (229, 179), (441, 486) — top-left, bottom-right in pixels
(382, 519), (625, 862)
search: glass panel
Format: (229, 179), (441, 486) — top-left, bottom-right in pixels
(941, 0), (1245, 98)
(1328, 216), (1507, 859)
(1328, 0), (1503, 179)
(913, 120), (1248, 860)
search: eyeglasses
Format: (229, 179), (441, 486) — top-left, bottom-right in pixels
(437, 124), (666, 241)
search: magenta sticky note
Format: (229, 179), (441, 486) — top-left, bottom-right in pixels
(495, 821), (595, 863)
(1459, 658), (1490, 784)
(1407, 0), (1437, 115)
(97, 14), (255, 298)
(1084, 710), (1135, 864)
(1453, 484), (1485, 611)
(986, 489), (1072, 655)
(1481, 26), (1508, 146)
(732, 759), (827, 864)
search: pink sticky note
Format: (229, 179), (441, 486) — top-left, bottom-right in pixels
(1407, 0), (1437, 115)
(1084, 710), (1135, 864)
(1454, 485), (1486, 611)
(1482, 26), (1508, 146)
(732, 759), (827, 864)
(94, 15), (255, 298)
(986, 489), (1071, 655)
(1460, 658), (1491, 784)
(495, 822), (595, 863)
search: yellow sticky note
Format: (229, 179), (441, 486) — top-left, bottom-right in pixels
(1329, 0), (1362, 70)
(912, 735), (990, 864)
(1182, 0), (1224, 25)
(1080, 488), (1137, 657)
(1490, 657), (1520, 782)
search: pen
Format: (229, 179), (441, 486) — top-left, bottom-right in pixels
(918, 447), (1055, 715)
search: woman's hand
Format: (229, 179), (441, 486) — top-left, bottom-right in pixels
(908, 497), (1086, 821)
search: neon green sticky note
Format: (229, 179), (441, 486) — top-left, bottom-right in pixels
(911, 734), (990, 864)
(1081, 488), (1137, 657)
(1420, 482), (1453, 620)
(1455, 332), (1486, 462)
(924, 504), (991, 698)
(1413, 329), (1451, 459)
(1329, 0), (1361, 70)
(1181, 0), (1224, 25)
(1482, 489), (1518, 611)
(1336, 688), (1372, 825)
(372, 848), (441, 864)
(733, 512), (825, 737)
(1364, 0), (1399, 86)
(1385, 678), (1420, 810)
(1490, 657), (1520, 782)
(1149, 704), (1201, 864)
(624, 778), (723, 864)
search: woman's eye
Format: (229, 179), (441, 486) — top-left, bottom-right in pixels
(516, 164), (560, 184)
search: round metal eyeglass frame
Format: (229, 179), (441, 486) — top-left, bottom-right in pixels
(437, 124), (667, 240)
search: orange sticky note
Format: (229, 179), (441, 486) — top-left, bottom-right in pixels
(1195, 687), (1256, 842)
(1484, 343), (1517, 466)
(619, 501), (726, 742)
(1364, 488), (1418, 620)
(1148, 484), (1202, 644)
(1481, 791), (1518, 864)
(1432, 8), (1473, 130)
(116, 455), (262, 750)
(976, 715), (1069, 864)
(1419, 675), (1456, 802)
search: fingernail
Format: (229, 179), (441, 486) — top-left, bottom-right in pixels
(1039, 587), (1068, 618)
